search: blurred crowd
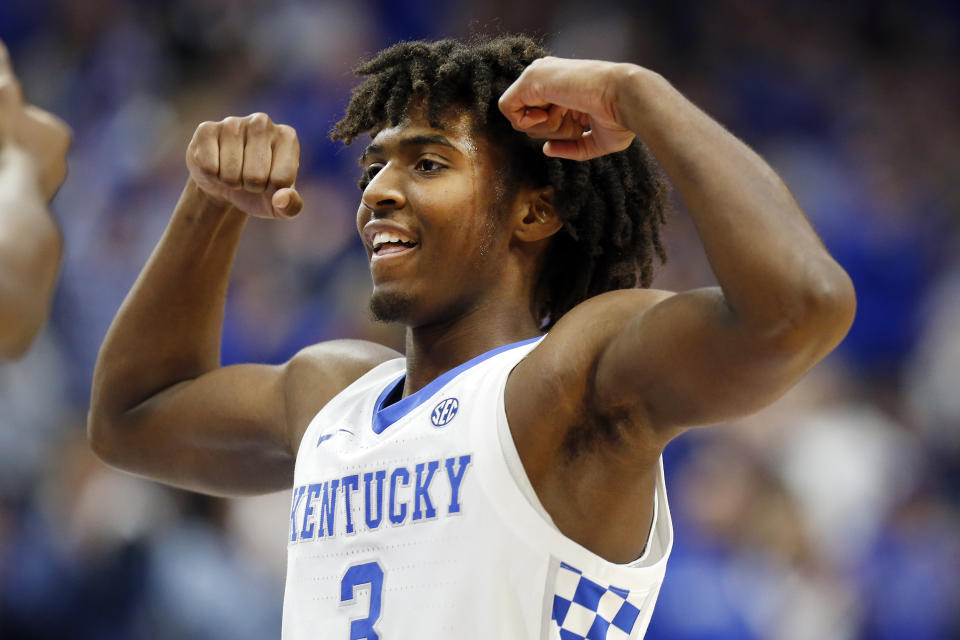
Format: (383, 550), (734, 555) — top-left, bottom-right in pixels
(1, 0), (957, 638)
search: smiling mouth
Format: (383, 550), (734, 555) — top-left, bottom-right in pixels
(374, 242), (417, 257)
(371, 230), (419, 257)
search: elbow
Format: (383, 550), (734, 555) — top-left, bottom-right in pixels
(86, 400), (129, 469)
(772, 264), (857, 355)
(87, 382), (152, 474)
(86, 406), (114, 465)
(826, 269), (857, 341)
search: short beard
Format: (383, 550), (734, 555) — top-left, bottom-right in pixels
(369, 290), (413, 324)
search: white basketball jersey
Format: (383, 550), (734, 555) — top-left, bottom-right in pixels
(283, 336), (673, 639)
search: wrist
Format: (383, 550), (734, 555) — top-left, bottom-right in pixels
(187, 178), (230, 208)
(612, 64), (673, 136)
(176, 179), (247, 232)
(184, 179), (239, 216)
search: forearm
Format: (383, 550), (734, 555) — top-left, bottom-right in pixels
(91, 179), (247, 417)
(0, 147), (61, 360)
(617, 67), (854, 333)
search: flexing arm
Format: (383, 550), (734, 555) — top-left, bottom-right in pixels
(501, 58), (855, 440)
(89, 114), (395, 496)
(0, 41), (70, 360)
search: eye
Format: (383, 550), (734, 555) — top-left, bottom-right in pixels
(415, 158), (445, 173)
(358, 164), (382, 191)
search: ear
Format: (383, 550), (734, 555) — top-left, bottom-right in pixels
(513, 186), (562, 244)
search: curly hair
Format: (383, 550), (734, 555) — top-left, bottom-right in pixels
(331, 35), (669, 328)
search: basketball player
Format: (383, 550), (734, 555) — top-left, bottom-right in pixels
(89, 37), (855, 638)
(0, 40), (70, 360)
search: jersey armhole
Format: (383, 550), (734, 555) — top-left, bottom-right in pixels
(496, 359), (667, 568)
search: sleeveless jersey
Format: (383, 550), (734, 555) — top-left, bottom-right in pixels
(283, 336), (673, 639)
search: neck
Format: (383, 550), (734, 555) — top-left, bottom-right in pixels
(401, 299), (542, 397)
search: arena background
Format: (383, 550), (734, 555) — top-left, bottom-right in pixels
(1, 0), (958, 637)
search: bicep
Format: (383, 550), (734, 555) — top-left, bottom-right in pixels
(90, 339), (400, 497)
(92, 362), (296, 496)
(595, 287), (832, 435)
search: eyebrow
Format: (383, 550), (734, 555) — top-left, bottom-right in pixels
(360, 134), (458, 165)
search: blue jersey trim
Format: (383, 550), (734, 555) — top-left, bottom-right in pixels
(371, 335), (543, 435)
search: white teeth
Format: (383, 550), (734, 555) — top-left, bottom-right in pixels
(372, 230), (415, 250)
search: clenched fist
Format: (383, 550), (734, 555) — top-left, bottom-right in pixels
(498, 57), (637, 162)
(0, 40), (72, 201)
(186, 113), (303, 219)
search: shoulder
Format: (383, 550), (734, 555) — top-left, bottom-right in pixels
(283, 339), (402, 441)
(505, 289), (673, 465)
(288, 339), (402, 373)
(524, 288), (675, 378)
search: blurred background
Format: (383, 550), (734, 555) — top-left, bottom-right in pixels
(1, 0), (958, 637)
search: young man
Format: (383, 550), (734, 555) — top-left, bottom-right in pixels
(0, 40), (71, 361)
(90, 36), (855, 639)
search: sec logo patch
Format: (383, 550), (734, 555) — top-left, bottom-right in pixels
(431, 398), (459, 427)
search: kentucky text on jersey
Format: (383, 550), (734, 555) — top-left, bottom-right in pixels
(289, 454), (472, 542)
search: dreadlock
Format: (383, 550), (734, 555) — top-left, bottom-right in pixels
(331, 35), (669, 328)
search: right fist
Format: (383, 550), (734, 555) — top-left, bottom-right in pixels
(0, 40), (72, 201)
(186, 113), (303, 219)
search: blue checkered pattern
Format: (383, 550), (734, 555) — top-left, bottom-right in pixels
(551, 562), (642, 640)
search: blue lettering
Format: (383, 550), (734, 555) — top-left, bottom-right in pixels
(431, 398), (459, 426)
(389, 467), (410, 525)
(364, 470), (386, 530)
(289, 485), (307, 542)
(412, 460), (439, 520)
(317, 479), (340, 538)
(341, 475), (359, 534)
(445, 455), (472, 514)
(439, 400), (455, 422)
(300, 483), (323, 540)
(294, 454), (471, 541)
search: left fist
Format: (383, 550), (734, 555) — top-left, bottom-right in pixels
(0, 40), (72, 201)
(498, 57), (637, 162)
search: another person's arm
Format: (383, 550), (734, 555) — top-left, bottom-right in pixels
(501, 58), (856, 441)
(0, 41), (70, 360)
(89, 114), (396, 496)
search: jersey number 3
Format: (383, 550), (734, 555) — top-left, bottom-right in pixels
(340, 561), (384, 640)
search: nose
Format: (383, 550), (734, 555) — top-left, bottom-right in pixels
(361, 165), (406, 213)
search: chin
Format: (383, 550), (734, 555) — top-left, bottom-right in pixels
(369, 289), (415, 324)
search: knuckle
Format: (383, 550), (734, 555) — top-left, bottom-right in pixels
(195, 120), (217, 139)
(276, 123), (297, 140)
(194, 149), (215, 171)
(247, 112), (271, 133)
(221, 116), (243, 132)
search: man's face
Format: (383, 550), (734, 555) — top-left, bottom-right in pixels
(356, 108), (512, 327)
